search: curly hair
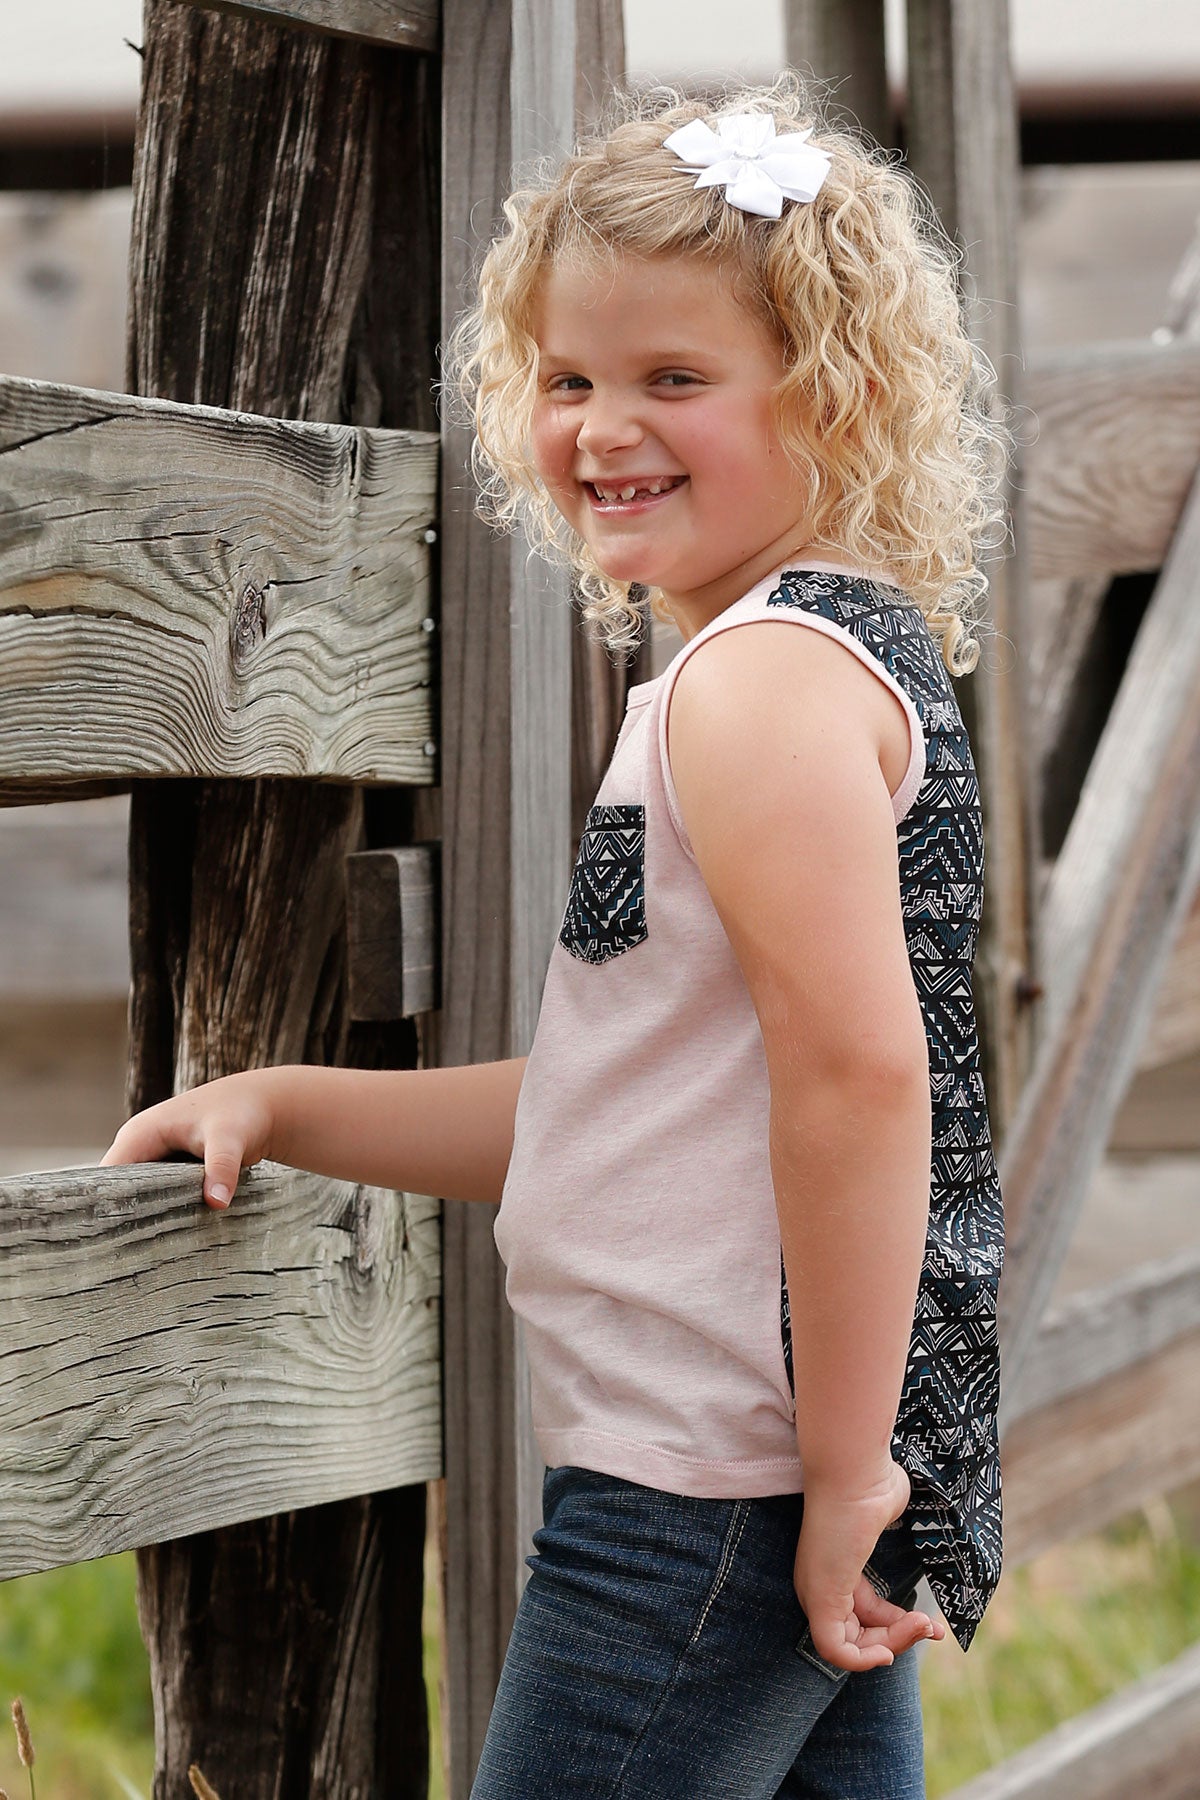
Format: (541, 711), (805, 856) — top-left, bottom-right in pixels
(445, 74), (1011, 676)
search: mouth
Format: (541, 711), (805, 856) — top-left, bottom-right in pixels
(584, 475), (688, 510)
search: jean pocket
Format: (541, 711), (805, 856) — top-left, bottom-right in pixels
(794, 1622), (852, 1684)
(559, 803), (648, 964)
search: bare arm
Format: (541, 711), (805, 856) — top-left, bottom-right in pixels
(669, 620), (941, 1669)
(101, 1057), (527, 1208)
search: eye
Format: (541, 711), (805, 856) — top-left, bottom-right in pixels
(655, 371), (703, 389)
(546, 373), (590, 393)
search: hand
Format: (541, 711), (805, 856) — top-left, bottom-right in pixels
(792, 1461), (945, 1672)
(100, 1072), (274, 1211)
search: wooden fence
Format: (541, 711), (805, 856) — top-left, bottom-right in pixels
(1, 0), (1198, 1796)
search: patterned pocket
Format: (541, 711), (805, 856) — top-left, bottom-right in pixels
(559, 803), (648, 964)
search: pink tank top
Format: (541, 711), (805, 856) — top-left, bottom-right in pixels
(493, 565), (926, 1498)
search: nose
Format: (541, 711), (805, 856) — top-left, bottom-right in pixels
(575, 385), (644, 459)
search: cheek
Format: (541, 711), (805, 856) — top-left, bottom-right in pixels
(530, 408), (576, 494)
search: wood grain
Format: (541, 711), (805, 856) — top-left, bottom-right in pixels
(1003, 1327), (1200, 1567)
(905, 0), (1037, 1143)
(124, 7), (440, 1792)
(179, 0), (439, 51)
(345, 843), (440, 1019)
(0, 374), (437, 790)
(784, 0), (890, 147)
(945, 1642), (1200, 1800)
(0, 1160), (440, 1581)
(1025, 337), (1200, 580)
(999, 467), (1200, 1385)
(1007, 1246), (1200, 1423)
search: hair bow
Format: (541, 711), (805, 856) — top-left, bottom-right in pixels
(662, 114), (831, 219)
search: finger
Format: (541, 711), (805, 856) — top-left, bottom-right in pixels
(100, 1112), (185, 1168)
(203, 1137), (246, 1210)
(808, 1619), (895, 1673)
(854, 1578), (943, 1654)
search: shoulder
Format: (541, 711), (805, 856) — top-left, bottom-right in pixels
(668, 614), (912, 800)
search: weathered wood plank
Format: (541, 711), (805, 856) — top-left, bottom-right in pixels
(905, 0), (1036, 1140)
(945, 1642), (1200, 1800)
(999, 467), (1200, 1385)
(1008, 1246), (1200, 1423)
(1141, 888), (1200, 1067)
(179, 0), (439, 52)
(125, 8), (440, 1792)
(438, 2), (593, 1790)
(1004, 1326), (1200, 1567)
(1025, 337), (1200, 580)
(784, 0), (890, 147)
(345, 843), (440, 1019)
(0, 375), (437, 790)
(0, 1160), (440, 1582)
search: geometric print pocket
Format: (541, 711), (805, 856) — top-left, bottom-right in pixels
(559, 802), (648, 964)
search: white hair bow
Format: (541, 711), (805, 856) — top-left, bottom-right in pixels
(662, 114), (831, 219)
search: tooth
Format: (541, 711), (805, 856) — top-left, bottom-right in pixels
(620, 485), (637, 500)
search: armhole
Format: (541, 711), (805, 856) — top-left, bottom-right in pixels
(658, 604), (927, 862)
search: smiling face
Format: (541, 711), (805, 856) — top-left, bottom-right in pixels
(530, 252), (819, 639)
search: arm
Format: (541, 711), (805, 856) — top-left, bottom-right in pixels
(102, 1057), (528, 1208)
(668, 621), (941, 1669)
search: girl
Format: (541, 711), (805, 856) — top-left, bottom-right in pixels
(104, 78), (1006, 1800)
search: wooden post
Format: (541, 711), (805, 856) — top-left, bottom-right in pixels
(125, 4), (438, 1794)
(783, 0), (891, 147)
(904, 0), (1038, 1141)
(437, 4), (623, 1793)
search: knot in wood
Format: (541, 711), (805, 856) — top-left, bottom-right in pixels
(230, 582), (267, 667)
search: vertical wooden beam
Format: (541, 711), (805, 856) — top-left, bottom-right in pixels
(784, 0), (891, 148)
(126, 5), (438, 1795)
(904, 0), (1039, 1142)
(570, 0), (642, 843)
(438, 2), (578, 1792)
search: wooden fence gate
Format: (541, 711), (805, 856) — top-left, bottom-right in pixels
(1, 1), (1198, 1797)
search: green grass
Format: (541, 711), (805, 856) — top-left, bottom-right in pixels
(2, 1495), (1197, 1798)
(922, 1493), (1200, 1794)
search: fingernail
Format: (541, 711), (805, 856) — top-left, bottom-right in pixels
(209, 1185), (230, 1207)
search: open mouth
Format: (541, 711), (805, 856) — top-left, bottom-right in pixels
(585, 475), (688, 508)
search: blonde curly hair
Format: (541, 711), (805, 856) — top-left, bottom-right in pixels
(445, 74), (1010, 676)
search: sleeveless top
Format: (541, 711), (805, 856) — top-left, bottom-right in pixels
(494, 565), (1004, 1650)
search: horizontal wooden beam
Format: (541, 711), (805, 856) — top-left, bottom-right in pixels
(0, 375), (438, 795)
(998, 464), (1200, 1383)
(1002, 1250), (1200, 1567)
(945, 1641), (1200, 1800)
(0, 1160), (441, 1580)
(1025, 336), (1200, 581)
(1007, 1245), (1200, 1424)
(179, 0), (439, 52)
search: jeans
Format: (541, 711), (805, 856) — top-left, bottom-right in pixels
(470, 1464), (927, 1799)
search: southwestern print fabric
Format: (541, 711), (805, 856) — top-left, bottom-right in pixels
(560, 802), (648, 964)
(768, 569), (1004, 1652)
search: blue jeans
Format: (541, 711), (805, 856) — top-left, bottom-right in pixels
(470, 1465), (927, 1799)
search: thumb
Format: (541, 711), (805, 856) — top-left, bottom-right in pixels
(203, 1138), (246, 1210)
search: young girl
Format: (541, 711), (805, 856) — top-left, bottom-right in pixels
(104, 77), (1006, 1800)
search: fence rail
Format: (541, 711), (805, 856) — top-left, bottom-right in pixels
(0, 1161), (440, 1582)
(0, 374), (438, 792)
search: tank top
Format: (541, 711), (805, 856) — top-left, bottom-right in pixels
(494, 563), (1004, 1650)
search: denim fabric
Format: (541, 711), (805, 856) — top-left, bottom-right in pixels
(470, 1466), (927, 1800)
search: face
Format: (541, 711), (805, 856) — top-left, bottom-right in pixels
(530, 252), (816, 638)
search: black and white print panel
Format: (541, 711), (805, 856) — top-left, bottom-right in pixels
(767, 569), (1004, 1653)
(559, 803), (648, 965)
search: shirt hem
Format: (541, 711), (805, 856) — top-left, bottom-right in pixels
(535, 1426), (806, 1499)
